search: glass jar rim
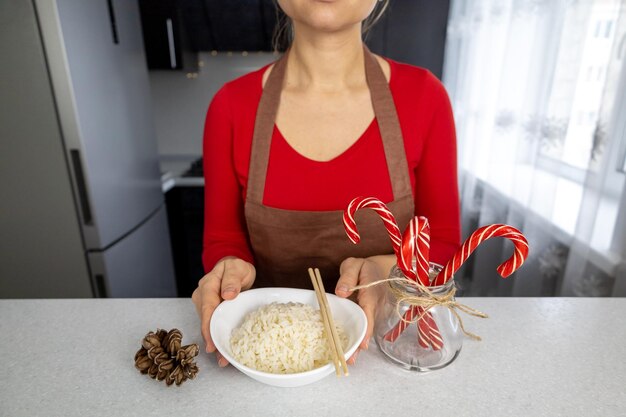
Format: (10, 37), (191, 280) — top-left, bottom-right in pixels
(388, 262), (454, 295)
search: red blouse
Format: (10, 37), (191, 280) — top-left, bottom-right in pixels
(202, 58), (460, 272)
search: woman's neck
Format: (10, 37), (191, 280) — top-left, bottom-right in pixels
(286, 23), (365, 93)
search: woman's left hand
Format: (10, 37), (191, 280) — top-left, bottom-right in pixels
(335, 257), (388, 365)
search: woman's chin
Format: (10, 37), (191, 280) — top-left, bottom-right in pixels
(287, 0), (375, 34)
(295, 13), (363, 35)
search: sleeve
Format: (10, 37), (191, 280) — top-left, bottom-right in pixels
(414, 73), (461, 265)
(202, 85), (255, 273)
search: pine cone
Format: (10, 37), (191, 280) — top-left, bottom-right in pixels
(134, 328), (199, 386)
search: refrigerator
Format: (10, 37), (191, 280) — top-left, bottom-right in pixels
(0, 0), (177, 298)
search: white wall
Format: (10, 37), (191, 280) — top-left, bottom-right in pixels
(148, 52), (276, 158)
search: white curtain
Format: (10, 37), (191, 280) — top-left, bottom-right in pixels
(443, 0), (626, 296)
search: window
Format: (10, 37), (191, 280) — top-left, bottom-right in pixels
(594, 19), (602, 37)
(605, 20), (613, 38)
(444, 0), (626, 295)
(538, 2), (619, 172)
(444, 0), (625, 254)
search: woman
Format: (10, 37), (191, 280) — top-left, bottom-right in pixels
(192, 0), (461, 367)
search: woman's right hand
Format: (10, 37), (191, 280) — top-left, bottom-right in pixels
(191, 257), (256, 366)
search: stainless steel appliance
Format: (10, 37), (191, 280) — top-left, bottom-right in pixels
(0, 0), (176, 297)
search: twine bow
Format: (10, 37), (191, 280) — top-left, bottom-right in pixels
(351, 277), (488, 341)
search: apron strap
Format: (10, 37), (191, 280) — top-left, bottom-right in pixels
(246, 45), (412, 204)
(246, 54), (288, 204)
(363, 46), (413, 199)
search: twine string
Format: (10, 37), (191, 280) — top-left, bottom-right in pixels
(350, 276), (488, 341)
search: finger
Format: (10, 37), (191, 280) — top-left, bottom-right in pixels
(359, 298), (375, 350)
(356, 261), (382, 350)
(221, 259), (255, 300)
(198, 263), (227, 353)
(347, 349), (360, 365)
(335, 257), (365, 297)
(215, 350), (230, 368)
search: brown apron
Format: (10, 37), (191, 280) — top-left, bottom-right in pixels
(245, 46), (414, 290)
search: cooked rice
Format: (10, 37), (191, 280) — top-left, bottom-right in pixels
(230, 302), (348, 374)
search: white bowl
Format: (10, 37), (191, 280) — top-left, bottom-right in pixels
(210, 287), (367, 387)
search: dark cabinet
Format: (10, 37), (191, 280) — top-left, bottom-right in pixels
(138, 1), (450, 77)
(139, 0), (277, 65)
(192, 0), (277, 51)
(138, 0), (197, 70)
(366, 0), (451, 79)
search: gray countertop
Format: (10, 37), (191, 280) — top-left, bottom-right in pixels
(1, 298), (624, 417)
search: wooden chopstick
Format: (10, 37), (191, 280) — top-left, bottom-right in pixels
(315, 268), (349, 376)
(308, 268), (340, 376)
(308, 267), (349, 376)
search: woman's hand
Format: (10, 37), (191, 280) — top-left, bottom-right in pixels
(191, 257), (255, 366)
(335, 255), (394, 365)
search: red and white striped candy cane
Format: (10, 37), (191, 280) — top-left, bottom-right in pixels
(389, 217), (427, 346)
(412, 219), (442, 349)
(414, 217), (431, 286)
(343, 197), (402, 257)
(383, 302), (417, 342)
(385, 217), (443, 350)
(423, 309), (443, 350)
(433, 224), (529, 287)
(385, 307), (445, 348)
(398, 218), (418, 280)
(343, 198), (431, 345)
(343, 198), (445, 350)
(383, 306), (437, 349)
(397, 216), (433, 284)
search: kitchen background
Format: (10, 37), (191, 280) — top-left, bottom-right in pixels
(1, 0), (625, 299)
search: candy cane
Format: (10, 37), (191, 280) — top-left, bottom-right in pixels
(385, 217), (442, 350)
(433, 224), (529, 286)
(397, 216), (433, 284)
(386, 242), (432, 346)
(343, 198), (445, 350)
(383, 302), (416, 342)
(399, 218), (418, 280)
(413, 219), (442, 349)
(423, 309), (443, 350)
(381, 305), (437, 348)
(414, 218), (431, 286)
(343, 197), (402, 256)
(344, 198), (435, 346)
(418, 310), (435, 348)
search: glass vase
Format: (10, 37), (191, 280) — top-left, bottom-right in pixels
(374, 263), (463, 371)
